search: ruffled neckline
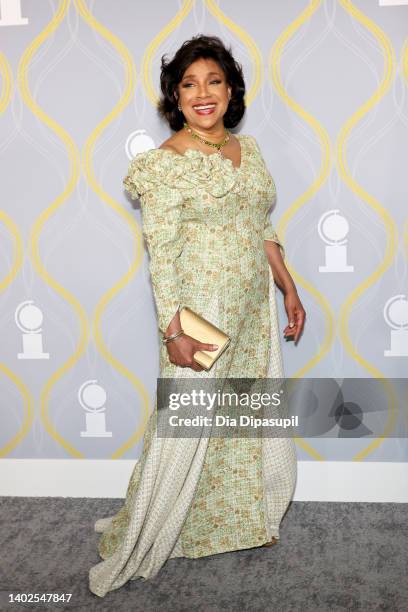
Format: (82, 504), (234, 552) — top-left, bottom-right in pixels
(126, 134), (247, 198)
(160, 133), (245, 171)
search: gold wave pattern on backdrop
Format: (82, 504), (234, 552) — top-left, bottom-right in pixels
(337, 0), (398, 461)
(269, 0), (332, 461)
(74, 0), (152, 459)
(142, 0), (262, 107)
(0, 50), (31, 456)
(17, 0), (90, 458)
(2, 1), (404, 461)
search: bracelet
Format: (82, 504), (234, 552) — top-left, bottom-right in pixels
(162, 329), (184, 344)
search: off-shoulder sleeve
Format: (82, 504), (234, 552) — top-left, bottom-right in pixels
(123, 152), (185, 336)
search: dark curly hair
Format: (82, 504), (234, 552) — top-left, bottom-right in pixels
(158, 34), (246, 131)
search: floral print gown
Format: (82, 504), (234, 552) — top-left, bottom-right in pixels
(89, 135), (297, 598)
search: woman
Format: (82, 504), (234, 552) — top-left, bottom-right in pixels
(89, 34), (306, 598)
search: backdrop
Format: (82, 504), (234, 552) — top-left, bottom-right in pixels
(0, 0), (407, 467)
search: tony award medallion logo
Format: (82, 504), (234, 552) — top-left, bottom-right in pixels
(125, 129), (155, 160)
(318, 210), (354, 273)
(16, 301), (50, 359)
(79, 380), (112, 438)
(383, 295), (408, 357)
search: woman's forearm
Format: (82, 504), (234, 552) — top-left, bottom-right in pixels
(264, 240), (297, 295)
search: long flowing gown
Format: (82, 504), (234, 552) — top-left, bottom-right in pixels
(88, 134), (297, 597)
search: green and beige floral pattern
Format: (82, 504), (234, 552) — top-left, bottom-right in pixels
(89, 135), (297, 598)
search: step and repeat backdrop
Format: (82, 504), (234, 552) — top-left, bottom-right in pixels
(0, 0), (407, 464)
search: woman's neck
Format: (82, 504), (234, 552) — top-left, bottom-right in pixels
(185, 121), (226, 142)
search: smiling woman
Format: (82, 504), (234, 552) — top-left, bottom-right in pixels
(158, 34), (245, 132)
(89, 34), (305, 599)
(157, 38), (245, 169)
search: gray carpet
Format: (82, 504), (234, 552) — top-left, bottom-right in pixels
(0, 498), (407, 611)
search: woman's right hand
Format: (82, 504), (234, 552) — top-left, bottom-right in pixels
(166, 333), (218, 371)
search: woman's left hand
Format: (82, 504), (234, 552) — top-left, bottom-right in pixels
(283, 289), (306, 344)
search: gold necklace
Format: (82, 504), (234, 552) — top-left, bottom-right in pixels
(183, 122), (230, 151)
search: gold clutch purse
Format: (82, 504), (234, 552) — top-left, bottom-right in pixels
(179, 306), (231, 371)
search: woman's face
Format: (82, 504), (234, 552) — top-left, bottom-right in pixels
(176, 57), (231, 133)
